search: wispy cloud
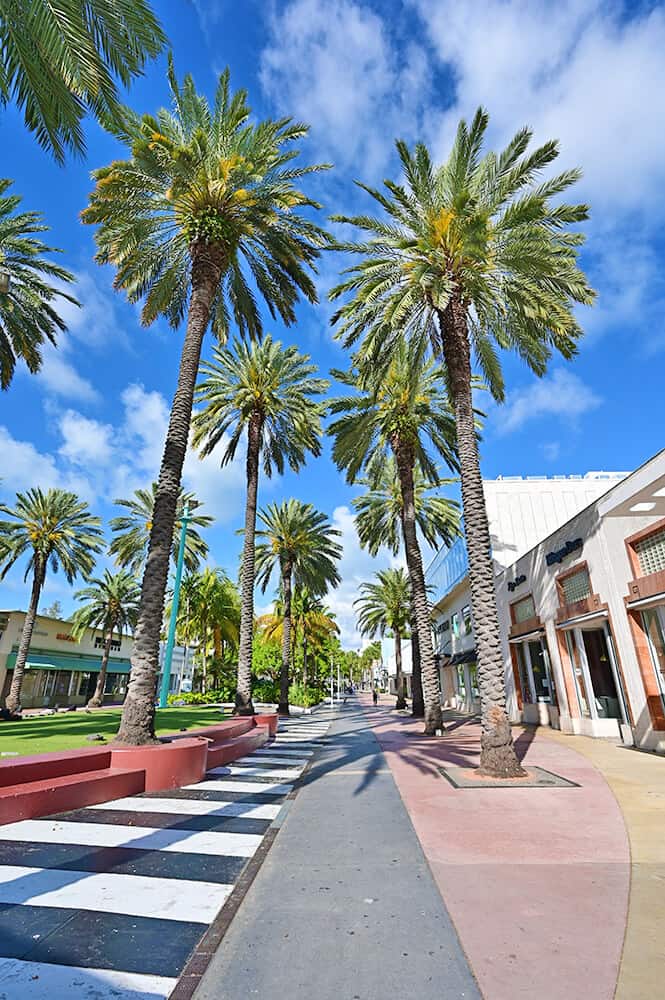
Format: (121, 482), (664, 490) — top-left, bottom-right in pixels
(496, 369), (602, 435)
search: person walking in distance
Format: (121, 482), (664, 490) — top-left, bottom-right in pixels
(372, 688), (378, 706)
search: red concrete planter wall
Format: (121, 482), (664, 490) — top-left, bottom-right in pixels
(110, 737), (208, 793)
(206, 726), (269, 768)
(254, 713), (278, 737)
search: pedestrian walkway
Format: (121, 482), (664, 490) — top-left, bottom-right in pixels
(192, 700), (481, 1000)
(362, 695), (657, 1000)
(0, 712), (331, 1000)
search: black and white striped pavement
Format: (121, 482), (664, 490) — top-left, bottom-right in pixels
(0, 711), (333, 999)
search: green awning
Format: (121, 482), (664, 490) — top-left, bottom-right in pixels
(6, 650), (131, 674)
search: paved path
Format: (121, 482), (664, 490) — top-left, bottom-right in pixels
(365, 696), (632, 1000)
(0, 713), (331, 1000)
(193, 700), (480, 1000)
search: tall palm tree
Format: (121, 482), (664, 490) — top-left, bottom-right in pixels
(0, 488), (103, 714)
(353, 455), (459, 723)
(83, 62), (328, 745)
(329, 339), (459, 734)
(71, 569), (140, 708)
(355, 569), (411, 710)
(331, 112), (594, 777)
(260, 587), (339, 690)
(193, 336), (328, 715)
(255, 500), (342, 715)
(110, 484), (211, 576)
(0, 0), (165, 162)
(172, 567), (240, 694)
(0, 179), (77, 389)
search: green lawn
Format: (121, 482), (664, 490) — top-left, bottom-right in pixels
(0, 706), (229, 758)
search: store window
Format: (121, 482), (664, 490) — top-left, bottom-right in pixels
(94, 635), (122, 652)
(513, 594), (536, 623)
(642, 607), (665, 702)
(451, 612), (460, 638)
(635, 527), (665, 577)
(515, 638), (554, 703)
(561, 567), (591, 605)
(564, 630), (591, 717)
(462, 605), (472, 635)
(456, 664), (466, 698)
(468, 664), (479, 699)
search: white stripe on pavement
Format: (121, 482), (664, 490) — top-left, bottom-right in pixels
(0, 958), (177, 1000)
(187, 779), (293, 795)
(239, 755), (310, 766)
(0, 866), (232, 923)
(87, 797), (282, 820)
(0, 820), (261, 858)
(208, 766), (304, 780)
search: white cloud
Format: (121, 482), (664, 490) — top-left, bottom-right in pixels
(58, 411), (114, 466)
(35, 335), (99, 404)
(412, 0), (665, 215)
(0, 425), (92, 499)
(325, 504), (397, 649)
(60, 271), (129, 351)
(542, 441), (561, 462)
(260, 0), (429, 175)
(497, 369), (602, 435)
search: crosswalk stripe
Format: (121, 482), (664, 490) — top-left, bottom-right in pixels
(189, 779), (293, 795)
(0, 865), (232, 923)
(0, 958), (177, 1000)
(87, 797), (281, 819)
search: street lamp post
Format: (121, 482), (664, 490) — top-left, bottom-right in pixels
(159, 502), (190, 709)
(330, 658), (334, 707)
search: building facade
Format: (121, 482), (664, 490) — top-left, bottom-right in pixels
(427, 471), (628, 714)
(0, 610), (195, 709)
(496, 449), (665, 752)
(380, 635), (413, 698)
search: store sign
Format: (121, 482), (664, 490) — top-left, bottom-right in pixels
(545, 538), (583, 566)
(56, 632), (77, 643)
(507, 574), (527, 592)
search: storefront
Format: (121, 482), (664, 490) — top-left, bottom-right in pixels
(497, 448), (665, 751)
(1, 650), (130, 709)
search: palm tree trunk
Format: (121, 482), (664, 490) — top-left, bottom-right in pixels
(116, 243), (224, 745)
(213, 627), (222, 661)
(302, 631), (308, 691)
(394, 630), (406, 709)
(394, 442), (443, 734)
(438, 300), (524, 777)
(88, 629), (113, 708)
(235, 412), (262, 715)
(279, 565), (292, 716)
(5, 559), (45, 714)
(409, 607), (425, 719)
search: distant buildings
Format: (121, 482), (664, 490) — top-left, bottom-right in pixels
(0, 610), (194, 710)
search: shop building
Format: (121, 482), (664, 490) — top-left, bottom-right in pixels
(427, 471), (627, 713)
(496, 448), (665, 751)
(0, 610), (195, 709)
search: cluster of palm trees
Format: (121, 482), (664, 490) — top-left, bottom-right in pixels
(0, 8), (595, 777)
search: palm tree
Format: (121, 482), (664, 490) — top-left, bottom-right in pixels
(0, 488), (103, 714)
(71, 570), (140, 708)
(353, 455), (459, 723)
(355, 569), (411, 710)
(172, 568), (240, 694)
(0, 179), (77, 389)
(110, 484), (212, 576)
(255, 500), (342, 715)
(193, 336), (328, 715)
(331, 112), (594, 776)
(0, 0), (165, 162)
(329, 339), (459, 734)
(260, 587), (339, 690)
(83, 62), (328, 745)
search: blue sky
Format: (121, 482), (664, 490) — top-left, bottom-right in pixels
(1, 0), (665, 646)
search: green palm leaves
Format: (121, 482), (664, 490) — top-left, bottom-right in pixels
(0, 488), (103, 584)
(255, 501), (342, 597)
(0, 0), (165, 162)
(0, 179), (77, 389)
(355, 568), (411, 639)
(193, 336), (328, 476)
(331, 111), (594, 399)
(0, 488), (103, 713)
(83, 60), (329, 338)
(71, 569), (141, 639)
(109, 484), (212, 576)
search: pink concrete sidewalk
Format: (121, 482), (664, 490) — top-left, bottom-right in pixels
(361, 695), (630, 1000)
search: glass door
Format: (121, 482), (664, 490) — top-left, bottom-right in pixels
(642, 606), (665, 707)
(565, 629), (592, 717)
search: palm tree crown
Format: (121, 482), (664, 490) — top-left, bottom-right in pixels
(255, 500), (342, 596)
(355, 568), (410, 639)
(110, 484), (212, 575)
(71, 569), (141, 640)
(328, 338), (458, 485)
(353, 456), (459, 557)
(0, 0), (165, 162)
(0, 488), (103, 584)
(0, 179), (77, 389)
(331, 110), (594, 396)
(193, 335), (328, 475)
(82, 58), (329, 337)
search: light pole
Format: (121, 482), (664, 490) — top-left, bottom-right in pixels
(330, 657), (334, 707)
(337, 661), (341, 702)
(159, 502), (190, 709)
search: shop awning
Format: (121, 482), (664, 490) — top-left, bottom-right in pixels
(625, 591), (665, 612)
(449, 649), (477, 665)
(509, 629), (544, 644)
(6, 650), (131, 674)
(555, 609), (608, 630)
